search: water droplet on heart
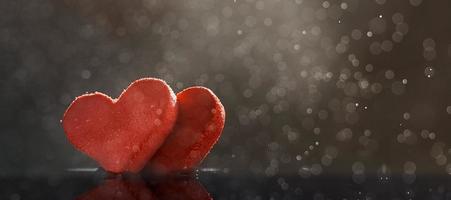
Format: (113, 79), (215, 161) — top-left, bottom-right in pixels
(189, 150), (200, 159)
(132, 145), (139, 152)
(156, 108), (162, 115)
(207, 124), (216, 131)
(154, 119), (161, 126)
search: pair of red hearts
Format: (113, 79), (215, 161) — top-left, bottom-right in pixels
(62, 78), (225, 173)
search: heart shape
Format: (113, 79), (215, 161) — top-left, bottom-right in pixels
(63, 78), (177, 173)
(148, 87), (225, 174)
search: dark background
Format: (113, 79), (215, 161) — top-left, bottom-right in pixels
(1, 0), (451, 180)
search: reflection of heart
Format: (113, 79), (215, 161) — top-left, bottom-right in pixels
(77, 177), (211, 200)
(63, 78), (177, 173)
(154, 178), (212, 200)
(77, 179), (157, 200)
(149, 87), (225, 174)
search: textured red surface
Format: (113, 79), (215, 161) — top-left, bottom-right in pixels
(149, 87), (225, 174)
(63, 78), (177, 173)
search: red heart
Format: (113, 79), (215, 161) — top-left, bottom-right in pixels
(148, 87), (225, 174)
(62, 78), (177, 173)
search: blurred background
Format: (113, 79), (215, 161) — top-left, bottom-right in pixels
(1, 0), (451, 182)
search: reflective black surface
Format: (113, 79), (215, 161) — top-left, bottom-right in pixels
(3, 169), (451, 199)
